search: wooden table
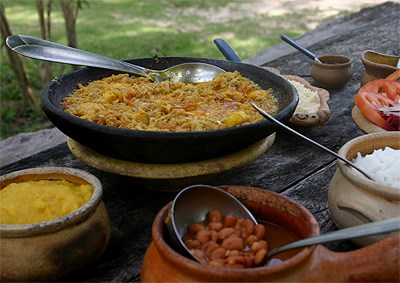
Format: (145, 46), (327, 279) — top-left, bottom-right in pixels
(1, 3), (398, 282)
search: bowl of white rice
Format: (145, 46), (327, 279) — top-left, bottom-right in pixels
(328, 131), (400, 246)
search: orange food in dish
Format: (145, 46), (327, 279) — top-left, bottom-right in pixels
(62, 71), (278, 132)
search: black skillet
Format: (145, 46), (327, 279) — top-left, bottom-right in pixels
(41, 56), (298, 163)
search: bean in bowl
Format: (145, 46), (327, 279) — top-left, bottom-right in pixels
(183, 209), (269, 268)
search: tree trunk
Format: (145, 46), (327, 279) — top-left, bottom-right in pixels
(61, 0), (79, 70)
(36, 0), (52, 84)
(0, 4), (37, 109)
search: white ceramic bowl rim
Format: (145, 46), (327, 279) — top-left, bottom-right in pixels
(337, 132), (400, 200)
(0, 167), (103, 237)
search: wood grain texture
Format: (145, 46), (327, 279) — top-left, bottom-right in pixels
(1, 3), (397, 281)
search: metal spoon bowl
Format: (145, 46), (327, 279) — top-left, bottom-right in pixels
(166, 184), (256, 261)
(168, 185), (399, 266)
(6, 34), (225, 83)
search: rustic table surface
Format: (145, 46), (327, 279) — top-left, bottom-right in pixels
(1, 3), (398, 282)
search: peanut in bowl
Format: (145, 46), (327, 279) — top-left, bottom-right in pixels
(0, 167), (111, 282)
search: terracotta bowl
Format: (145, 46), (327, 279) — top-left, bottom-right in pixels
(328, 132), (400, 246)
(360, 50), (399, 86)
(141, 185), (399, 282)
(0, 167), (111, 282)
(311, 55), (353, 89)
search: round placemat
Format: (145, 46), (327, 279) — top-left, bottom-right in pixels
(67, 134), (275, 190)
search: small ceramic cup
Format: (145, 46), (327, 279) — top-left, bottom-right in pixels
(328, 132), (400, 246)
(0, 167), (111, 282)
(311, 55), (353, 89)
(360, 50), (399, 86)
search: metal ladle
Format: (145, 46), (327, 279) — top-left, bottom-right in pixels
(6, 34), (226, 83)
(251, 103), (374, 181)
(213, 38), (374, 181)
(169, 185), (399, 265)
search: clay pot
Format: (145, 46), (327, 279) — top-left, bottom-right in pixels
(311, 55), (353, 89)
(328, 132), (400, 246)
(141, 185), (399, 282)
(360, 50), (399, 86)
(0, 167), (111, 282)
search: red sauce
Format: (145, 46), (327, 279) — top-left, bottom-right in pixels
(259, 220), (303, 261)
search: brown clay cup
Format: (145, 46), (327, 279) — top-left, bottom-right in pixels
(0, 167), (111, 282)
(360, 50), (399, 86)
(141, 185), (399, 282)
(311, 55), (353, 89)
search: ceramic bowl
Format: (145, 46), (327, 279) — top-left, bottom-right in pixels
(0, 167), (111, 282)
(360, 50), (399, 86)
(311, 55), (353, 89)
(328, 132), (400, 246)
(284, 75), (331, 127)
(141, 185), (400, 282)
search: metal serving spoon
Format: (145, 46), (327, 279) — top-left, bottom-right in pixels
(168, 185), (399, 265)
(251, 103), (374, 181)
(266, 217), (399, 259)
(6, 34), (225, 83)
(166, 184), (257, 262)
(281, 34), (322, 63)
(212, 38), (373, 181)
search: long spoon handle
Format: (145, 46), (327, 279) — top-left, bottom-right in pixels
(251, 102), (374, 181)
(6, 34), (148, 77)
(281, 34), (321, 63)
(267, 217), (400, 258)
(213, 38), (241, 62)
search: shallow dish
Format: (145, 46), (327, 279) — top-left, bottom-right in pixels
(0, 167), (111, 282)
(328, 132), (400, 246)
(141, 185), (399, 282)
(284, 75), (330, 126)
(67, 134), (275, 191)
(41, 57), (298, 164)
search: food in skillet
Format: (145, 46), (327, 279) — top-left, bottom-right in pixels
(62, 71), (278, 132)
(183, 209), (269, 268)
(354, 70), (400, 131)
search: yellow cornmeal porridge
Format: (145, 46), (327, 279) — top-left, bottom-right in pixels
(0, 180), (93, 225)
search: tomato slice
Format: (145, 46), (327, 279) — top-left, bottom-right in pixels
(386, 69), (400, 81)
(355, 91), (396, 130)
(358, 79), (399, 104)
(355, 78), (400, 131)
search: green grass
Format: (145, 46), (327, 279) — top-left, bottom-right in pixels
(0, 0), (369, 139)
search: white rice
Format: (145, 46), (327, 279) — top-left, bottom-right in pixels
(352, 147), (400, 188)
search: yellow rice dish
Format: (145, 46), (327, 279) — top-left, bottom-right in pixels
(62, 71), (278, 132)
(0, 180), (93, 225)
